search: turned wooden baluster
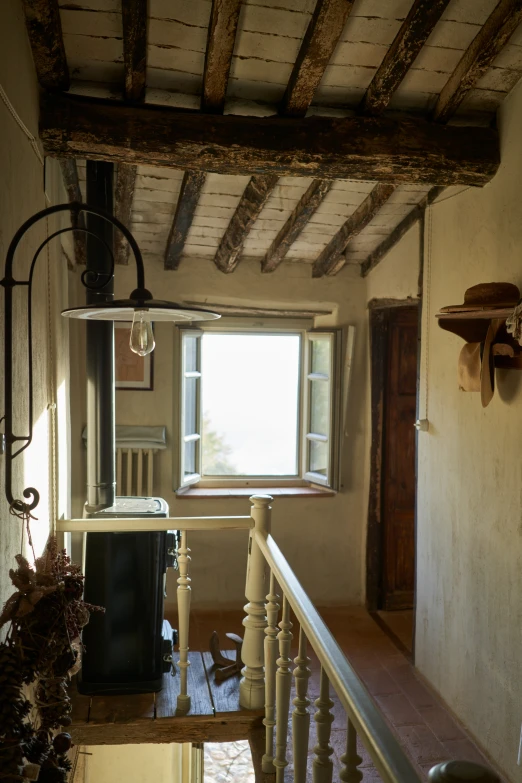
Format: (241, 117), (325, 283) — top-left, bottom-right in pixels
(240, 495), (271, 709)
(273, 595), (293, 783)
(262, 571), (280, 774)
(313, 666), (334, 783)
(292, 626), (311, 783)
(176, 530), (191, 716)
(339, 718), (363, 783)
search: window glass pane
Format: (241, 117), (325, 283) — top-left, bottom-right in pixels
(184, 377), (198, 436)
(202, 333), (300, 476)
(184, 335), (198, 373)
(184, 439), (196, 476)
(309, 440), (327, 476)
(311, 338), (330, 375)
(310, 379), (329, 435)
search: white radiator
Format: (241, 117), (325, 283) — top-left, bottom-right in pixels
(116, 447), (157, 496)
(83, 425), (166, 497)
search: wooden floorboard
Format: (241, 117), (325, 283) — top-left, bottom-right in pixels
(203, 650), (242, 714)
(69, 682), (91, 724)
(87, 689), (155, 724)
(156, 652), (214, 718)
(69, 650), (263, 745)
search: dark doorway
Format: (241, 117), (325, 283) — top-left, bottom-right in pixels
(367, 303), (419, 624)
(382, 306), (418, 609)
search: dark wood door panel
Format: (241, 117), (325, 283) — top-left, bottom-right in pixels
(382, 305), (418, 610)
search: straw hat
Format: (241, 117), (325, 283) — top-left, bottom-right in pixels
(457, 319), (504, 407)
(439, 282), (520, 314)
(439, 282), (520, 343)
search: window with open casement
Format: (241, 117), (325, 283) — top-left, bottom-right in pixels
(175, 321), (348, 492)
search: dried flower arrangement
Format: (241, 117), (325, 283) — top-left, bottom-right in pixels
(0, 528), (103, 783)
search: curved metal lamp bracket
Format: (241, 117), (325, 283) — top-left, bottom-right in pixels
(0, 201), (148, 512)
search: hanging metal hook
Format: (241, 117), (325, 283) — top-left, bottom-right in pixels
(0, 202), (147, 512)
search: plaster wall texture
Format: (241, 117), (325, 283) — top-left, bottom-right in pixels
(81, 742), (185, 782)
(109, 259), (369, 610)
(0, 4), (72, 622)
(364, 77), (522, 780)
(365, 222), (421, 304)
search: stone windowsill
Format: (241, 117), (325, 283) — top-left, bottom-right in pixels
(176, 486), (336, 498)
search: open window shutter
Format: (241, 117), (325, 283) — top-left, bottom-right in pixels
(179, 330), (203, 489)
(303, 330), (341, 489)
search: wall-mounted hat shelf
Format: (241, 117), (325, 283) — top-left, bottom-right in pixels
(436, 308), (514, 321)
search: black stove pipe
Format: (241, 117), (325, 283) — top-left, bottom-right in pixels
(85, 161), (116, 512)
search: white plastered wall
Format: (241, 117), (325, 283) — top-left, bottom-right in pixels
(366, 222), (421, 303)
(0, 3), (72, 619)
(365, 77), (522, 780)
(415, 77), (522, 781)
(109, 260), (369, 611)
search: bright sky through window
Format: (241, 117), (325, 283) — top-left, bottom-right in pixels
(201, 333), (300, 476)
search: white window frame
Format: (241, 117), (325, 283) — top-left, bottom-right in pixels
(302, 331), (343, 489)
(173, 318), (345, 492)
(178, 330), (203, 489)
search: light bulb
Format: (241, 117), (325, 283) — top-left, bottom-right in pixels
(129, 310), (155, 356)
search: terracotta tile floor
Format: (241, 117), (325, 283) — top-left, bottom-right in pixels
(167, 606), (498, 781)
(376, 609), (414, 654)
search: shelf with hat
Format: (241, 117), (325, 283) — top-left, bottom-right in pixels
(436, 283), (522, 408)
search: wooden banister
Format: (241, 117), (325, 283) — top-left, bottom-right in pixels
(55, 516), (253, 533)
(239, 495), (271, 709)
(254, 522), (422, 783)
(62, 495), (500, 783)
(175, 530), (191, 716)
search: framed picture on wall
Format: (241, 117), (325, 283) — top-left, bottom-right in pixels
(114, 322), (154, 391)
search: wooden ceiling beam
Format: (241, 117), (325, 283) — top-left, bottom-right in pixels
(114, 164), (137, 265)
(171, 0), (241, 268)
(58, 158), (86, 266)
(183, 302), (333, 318)
(21, 0), (69, 91)
(360, 187), (445, 278)
(214, 175), (279, 274)
(261, 179), (332, 273)
(361, 0), (452, 115)
(214, 0), (353, 272)
(281, 0), (355, 117)
(40, 94), (500, 186)
(433, 0), (522, 123)
(165, 171), (207, 270)
(122, 0), (147, 103)
(202, 0), (242, 113)
(362, 0), (522, 275)
(312, 184), (396, 278)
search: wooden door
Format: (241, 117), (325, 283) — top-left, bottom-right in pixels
(382, 306), (418, 610)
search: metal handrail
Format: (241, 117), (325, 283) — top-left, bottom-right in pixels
(255, 530), (422, 783)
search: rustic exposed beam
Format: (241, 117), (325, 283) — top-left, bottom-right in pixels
(58, 158), (86, 266)
(202, 0), (242, 113)
(281, 0), (355, 117)
(21, 0), (69, 91)
(361, 0), (452, 115)
(360, 187), (445, 278)
(312, 184), (395, 278)
(360, 0), (522, 275)
(433, 0), (522, 123)
(114, 164), (137, 265)
(261, 179), (332, 273)
(165, 171), (206, 270)
(122, 0), (147, 102)
(219, 0), (349, 273)
(184, 302), (333, 318)
(214, 175), (279, 273)
(40, 94), (500, 186)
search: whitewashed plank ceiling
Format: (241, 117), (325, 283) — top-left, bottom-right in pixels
(59, 0), (522, 271)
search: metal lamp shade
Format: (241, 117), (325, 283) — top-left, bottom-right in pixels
(62, 300), (221, 322)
